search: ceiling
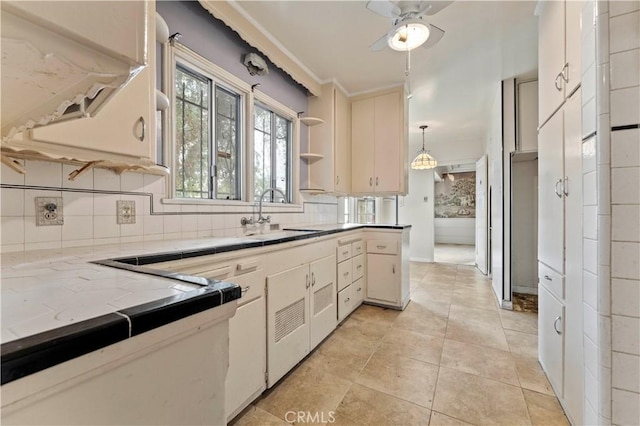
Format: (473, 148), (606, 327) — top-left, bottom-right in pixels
(234, 1), (539, 163)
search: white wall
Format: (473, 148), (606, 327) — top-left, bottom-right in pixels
(398, 169), (435, 262)
(487, 84), (504, 301)
(434, 218), (475, 245)
(511, 159), (538, 294)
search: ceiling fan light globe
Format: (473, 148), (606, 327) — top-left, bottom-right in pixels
(388, 20), (430, 51)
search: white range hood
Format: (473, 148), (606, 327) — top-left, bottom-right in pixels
(1, 1), (148, 141)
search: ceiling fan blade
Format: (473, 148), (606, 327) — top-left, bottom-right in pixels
(366, 0), (401, 19)
(422, 24), (445, 49)
(417, 1), (454, 17)
(369, 32), (391, 51)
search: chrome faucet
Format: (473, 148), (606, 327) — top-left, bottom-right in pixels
(240, 187), (287, 226)
(257, 187), (286, 224)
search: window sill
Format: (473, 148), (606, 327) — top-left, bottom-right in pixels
(161, 197), (304, 210)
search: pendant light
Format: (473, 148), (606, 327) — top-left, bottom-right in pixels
(411, 125), (437, 170)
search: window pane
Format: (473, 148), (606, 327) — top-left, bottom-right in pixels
(215, 86), (240, 200)
(175, 67), (210, 198)
(274, 115), (290, 201)
(254, 105), (272, 201)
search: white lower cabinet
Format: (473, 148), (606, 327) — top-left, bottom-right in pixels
(335, 236), (366, 322)
(365, 228), (410, 310)
(538, 284), (565, 396)
(266, 252), (336, 387)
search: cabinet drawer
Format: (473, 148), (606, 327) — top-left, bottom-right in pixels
(227, 270), (265, 306)
(352, 240), (364, 256)
(337, 285), (354, 323)
(337, 245), (352, 262)
(367, 240), (397, 255)
(352, 254), (364, 281)
(539, 262), (564, 300)
(352, 277), (365, 306)
(337, 259), (352, 292)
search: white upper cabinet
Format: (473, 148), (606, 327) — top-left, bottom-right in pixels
(351, 88), (406, 195)
(538, 0), (582, 126)
(307, 82), (351, 194)
(1, 1), (149, 141)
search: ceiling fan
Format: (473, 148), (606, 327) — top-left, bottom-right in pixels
(366, 0), (451, 51)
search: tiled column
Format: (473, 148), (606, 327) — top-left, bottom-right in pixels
(608, 1), (640, 425)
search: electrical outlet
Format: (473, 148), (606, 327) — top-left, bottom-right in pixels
(35, 197), (63, 226)
(117, 200), (136, 224)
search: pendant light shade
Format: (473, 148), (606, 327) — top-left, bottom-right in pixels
(411, 125), (437, 170)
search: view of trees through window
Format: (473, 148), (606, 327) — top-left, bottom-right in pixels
(175, 66), (240, 200)
(253, 105), (291, 202)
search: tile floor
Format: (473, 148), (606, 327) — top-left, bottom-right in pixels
(231, 262), (569, 426)
(433, 244), (476, 266)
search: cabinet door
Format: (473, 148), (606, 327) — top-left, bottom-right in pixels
(366, 253), (398, 304)
(310, 255), (337, 350)
(538, 110), (565, 273)
(538, 0), (566, 126)
(31, 64), (154, 160)
(266, 264), (310, 387)
(351, 97), (375, 193)
(374, 92), (401, 193)
(334, 86), (351, 194)
(565, 0), (582, 96)
(538, 285), (565, 396)
(226, 297), (266, 420)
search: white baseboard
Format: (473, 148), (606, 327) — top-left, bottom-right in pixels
(513, 285), (538, 295)
(410, 257), (434, 263)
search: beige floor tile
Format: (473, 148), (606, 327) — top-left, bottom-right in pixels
(432, 367), (532, 426)
(514, 355), (555, 395)
(256, 364), (351, 423)
(414, 287), (454, 304)
(378, 328), (444, 365)
(429, 411), (474, 425)
(405, 298), (451, 318)
(445, 319), (509, 351)
(332, 383), (431, 426)
(304, 332), (376, 382)
(448, 304), (502, 329)
(499, 309), (538, 335)
(355, 350), (439, 408)
(420, 278), (456, 291)
(505, 329), (538, 359)
(523, 390), (570, 426)
(350, 303), (400, 325)
(334, 315), (389, 348)
(440, 339), (520, 386)
(451, 293), (498, 311)
(393, 310), (448, 338)
(230, 406), (288, 426)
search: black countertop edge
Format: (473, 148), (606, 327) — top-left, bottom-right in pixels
(0, 281), (241, 385)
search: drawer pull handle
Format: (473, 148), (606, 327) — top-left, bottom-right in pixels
(345, 297), (350, 303)
(343, 272), (349, 277)
(237, 260), (259, 272)
(343, 251), (349, 256)
(544, 275), (552, 281)
(553, 316), (562, 334)
(357, 287), (362, 292)
(241, 286), (250, 294)
(202, 266), (231, 278)
(377, 245), (386, 249)
(357, 264), (362, 269)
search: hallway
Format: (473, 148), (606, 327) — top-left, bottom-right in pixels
(433, 244), (476, 266)
(232, 262), (568, 425)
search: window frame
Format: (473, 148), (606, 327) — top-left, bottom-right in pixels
(164, 43), (301, 206)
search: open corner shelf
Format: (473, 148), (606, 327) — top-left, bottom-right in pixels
(299, 117), (324, 126)
(300, 152), (324, 162)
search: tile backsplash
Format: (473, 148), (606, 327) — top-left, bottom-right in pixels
(0, 159), (338, 253)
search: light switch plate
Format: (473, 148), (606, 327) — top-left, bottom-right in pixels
(35, 197), (63, 226)
(117, 200), (136, 224)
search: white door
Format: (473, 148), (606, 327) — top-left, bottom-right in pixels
(266, 264), (310, 387)
(538, 110), (565, 273)
(309, 255), (337, 350)
(476, 155), (488, 274)
(367, 254), (398, 304)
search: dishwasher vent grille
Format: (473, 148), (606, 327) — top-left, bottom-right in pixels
(275, 298), (305, 343)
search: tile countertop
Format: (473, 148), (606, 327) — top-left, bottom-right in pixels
(0, 223), (410, 384)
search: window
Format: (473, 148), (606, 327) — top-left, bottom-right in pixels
(253, 105), (291, 202)
(174, 65), (241, 200)
(356, 197), (376, 224)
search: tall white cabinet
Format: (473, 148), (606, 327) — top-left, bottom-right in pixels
(538, 79), (584, 426)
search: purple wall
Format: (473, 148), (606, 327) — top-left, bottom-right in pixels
(156, 1), (308, 114)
